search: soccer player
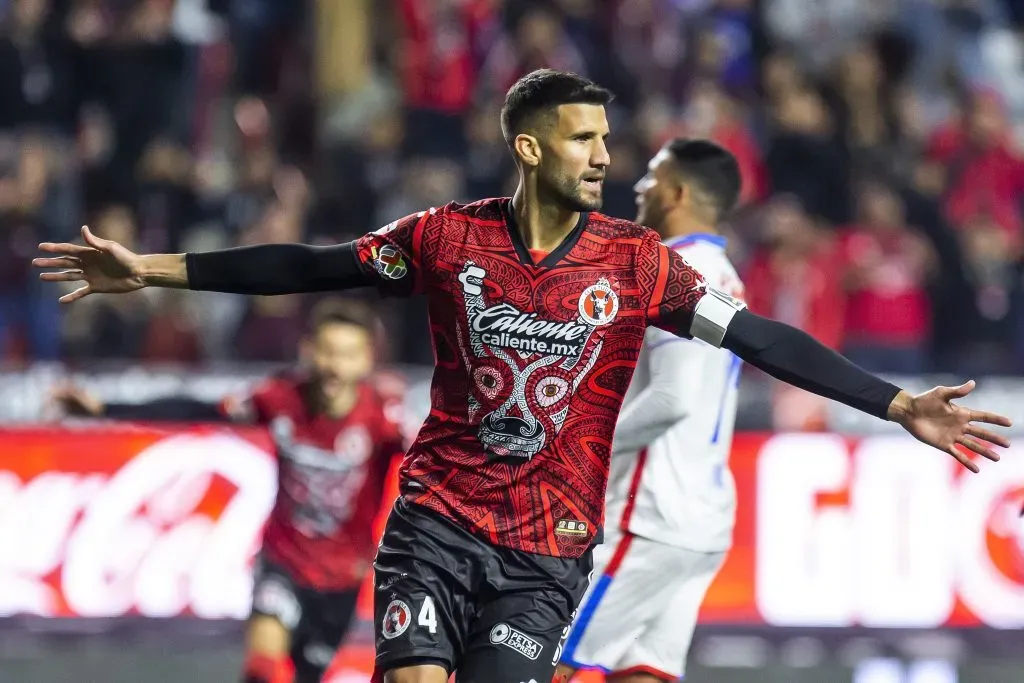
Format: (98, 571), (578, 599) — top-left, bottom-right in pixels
(34, 70), (1010, 683)
(51, 298), (406, 683)
(555, 139), (746, 683)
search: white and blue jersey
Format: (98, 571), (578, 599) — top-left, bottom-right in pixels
(561, 233), (745, 679)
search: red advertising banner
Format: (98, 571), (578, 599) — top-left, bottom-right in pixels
(1, 426), (1021, 679)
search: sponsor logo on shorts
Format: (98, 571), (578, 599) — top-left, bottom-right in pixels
(555, 518), (588, 536)
(381, 599), (412, 640)
(302, 643), (335, 667)
(253, 577), (301, 630)
(489, 623), (543, 660)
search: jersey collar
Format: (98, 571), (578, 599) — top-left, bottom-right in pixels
(503, 198), (589, 268)
(665, 233), (727, 250)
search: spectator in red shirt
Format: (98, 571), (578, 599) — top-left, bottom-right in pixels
(924, 88), (1024, 251)
(744, 195), (845, 349)
(839, 181), (937, 374)
(398, 0), (494, 115)
(397, 0), (497, 158)
(650, 81), (769, 207)
(744, 196), (846, 431)
(477, 5), (589, 102)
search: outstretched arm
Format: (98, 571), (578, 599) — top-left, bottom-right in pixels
(643, 239), (1012, 471)
(695, 304), (1010, 472)
(719, 309), (901, 421)
(105, 397), (230, 422)
(52, 384), (232, 422)
(34, 226), (370, 302)
(185, 242), (369, 295)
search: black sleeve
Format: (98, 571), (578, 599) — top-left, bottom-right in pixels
(105, 398), (231, 422)
(721, 309), (902, 420)
(185, 242), (372, 295)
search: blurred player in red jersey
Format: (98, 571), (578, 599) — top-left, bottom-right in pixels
(51, 298), (406, 683)
(36, 70), (1011, 683)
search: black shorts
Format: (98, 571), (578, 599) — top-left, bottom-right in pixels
(251, 559), (359, 682)
(372, 499), (593, 682)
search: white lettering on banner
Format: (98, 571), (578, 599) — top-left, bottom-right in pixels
(756, 434), (855, 626)
(0, 433), (277, 619)
(0, 471), (105, 616)
(67, 433), (276, 618)
(852, 439), (955, 627)
(756, 434), (1024, 628)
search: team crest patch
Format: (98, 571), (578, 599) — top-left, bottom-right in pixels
(334, 425), (372, 465)
(578, 278), (618, 326)
(372, 244), (408, 280)
(381, 599), (412, 640)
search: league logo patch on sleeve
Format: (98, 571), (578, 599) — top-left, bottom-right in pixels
(372, 245), (408, 280)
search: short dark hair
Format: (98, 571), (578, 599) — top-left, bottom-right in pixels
(306, 297), (378, 336)
(664, 138), (742, 220)
(500, 69), (614, 147)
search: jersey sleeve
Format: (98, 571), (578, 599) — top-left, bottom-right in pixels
(352, 208), (439, 297)
(222, 378), (285, 426)
(643, 237), (746, 347)
(612, 329), (708, 453)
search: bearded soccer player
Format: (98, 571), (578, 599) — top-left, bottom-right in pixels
(35, 70), (1010, 683)
(556, 139), (746, 683)
(51, 299), (406, 683)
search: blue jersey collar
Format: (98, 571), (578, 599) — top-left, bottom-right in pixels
(665, 233), (727, 250)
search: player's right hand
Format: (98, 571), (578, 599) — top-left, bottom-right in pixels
(49, 383), (105, 417)
(33, 225), (146, 303)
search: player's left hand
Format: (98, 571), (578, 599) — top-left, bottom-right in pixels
(888, 380), (1011, 472)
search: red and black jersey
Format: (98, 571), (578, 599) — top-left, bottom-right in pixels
(353, 198), (707, 558)
(231, 373), (405, 590)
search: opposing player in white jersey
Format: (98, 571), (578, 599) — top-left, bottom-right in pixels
(556, 138), (745, 683)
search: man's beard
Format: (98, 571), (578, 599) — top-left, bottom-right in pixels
(545, 170), (602, 212)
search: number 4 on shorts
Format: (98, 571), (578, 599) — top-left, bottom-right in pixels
(418, 596), (437, 634)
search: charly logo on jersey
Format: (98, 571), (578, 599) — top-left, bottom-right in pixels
(382, 599), (412, 640)
(489, 622), (543, 660)
(456, 261), (610, 460)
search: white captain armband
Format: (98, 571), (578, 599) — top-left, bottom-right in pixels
(690, 286), (746, 348)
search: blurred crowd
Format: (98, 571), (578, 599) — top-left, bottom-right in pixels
(1, 0), (1023, 376)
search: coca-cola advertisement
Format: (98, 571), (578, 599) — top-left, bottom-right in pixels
(0, 425), (279, 620)
(2, 425), (1022, 683)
